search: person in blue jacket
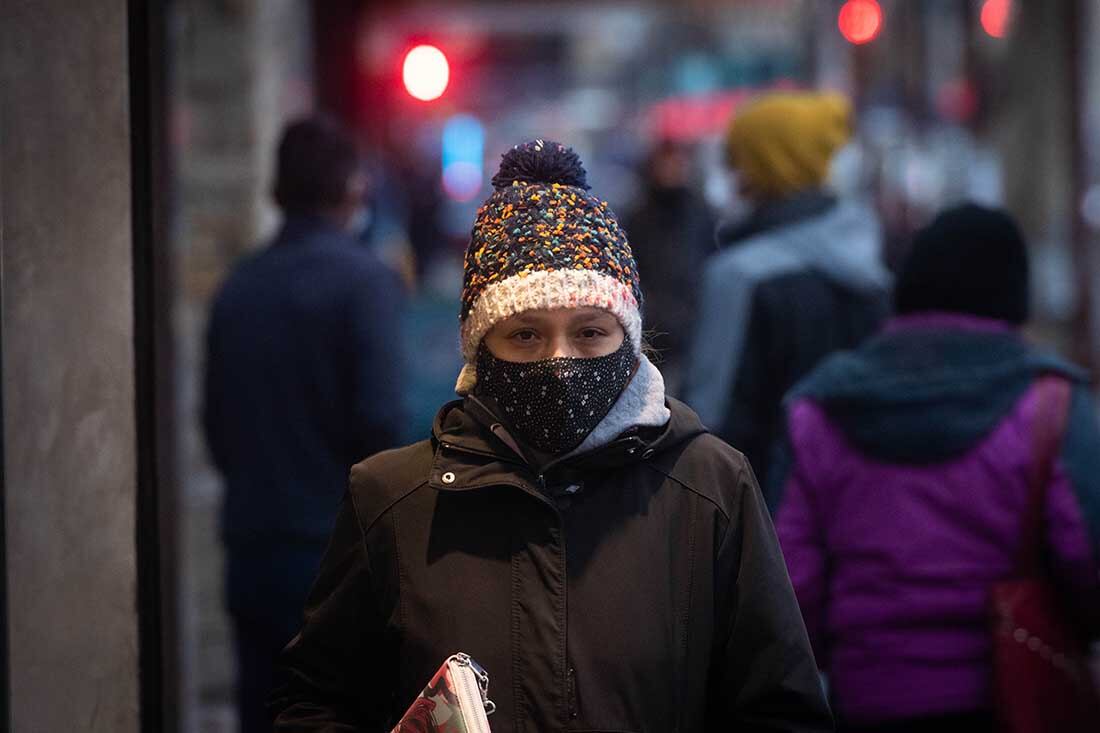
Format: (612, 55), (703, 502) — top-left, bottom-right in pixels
(203, 115), (406, 733)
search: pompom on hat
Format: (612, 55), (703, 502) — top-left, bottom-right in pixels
(456, 140), (643, 394)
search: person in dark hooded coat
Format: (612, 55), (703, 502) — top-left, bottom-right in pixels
(271, 140), (832, 732)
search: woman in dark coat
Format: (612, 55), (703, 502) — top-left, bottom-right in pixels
(271, 141), (831, 732)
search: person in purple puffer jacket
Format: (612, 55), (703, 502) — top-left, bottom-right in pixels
(770, 204), (1100, 733)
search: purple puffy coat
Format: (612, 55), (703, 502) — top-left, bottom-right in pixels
(774, 315), (1100, 725)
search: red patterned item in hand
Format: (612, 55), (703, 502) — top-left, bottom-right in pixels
(391, 654), (495, 733)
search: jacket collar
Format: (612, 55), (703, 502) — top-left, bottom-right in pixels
(883, 312), (1017, 335)
(716, 190), (836, 248)
(428, 397), (704, 495)
(275, 213), (352, 248)
(786, 321), (1086, 464)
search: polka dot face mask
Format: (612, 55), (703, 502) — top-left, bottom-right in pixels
(475, 338), (638, 455)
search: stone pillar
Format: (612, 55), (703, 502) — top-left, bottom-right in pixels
(988, 0), (1083, 361)
(0, 1), (140, 730)
(992, 2), (1077, 248)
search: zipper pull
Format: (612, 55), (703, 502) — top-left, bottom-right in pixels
(567, 666), (578, 719)
(537, 474), (547, 491)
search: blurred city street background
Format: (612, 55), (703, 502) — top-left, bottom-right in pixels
(162, 1), (1099, 730)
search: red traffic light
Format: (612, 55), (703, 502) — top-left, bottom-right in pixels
(981, 0), (1012, 39)
(402, 44), (449, 101)
(838, 0), (883, 45)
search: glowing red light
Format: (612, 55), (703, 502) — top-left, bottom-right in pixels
(402, 45), (449, 101)
(838, 0), (883, 45)
(981, 0), (1012, 39)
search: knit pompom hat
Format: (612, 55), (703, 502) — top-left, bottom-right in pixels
(725, 91), (851, 198)
(456, 140), (643, 394)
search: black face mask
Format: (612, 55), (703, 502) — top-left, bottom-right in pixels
(475, 339), (637, 455)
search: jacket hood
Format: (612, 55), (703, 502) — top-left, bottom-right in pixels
(787, 315), (1088, 463)
(432, 395), (703, 479)
(567, 353), (671, 456)
(716, 190), (836, 246)
(719, 196), (891, 295)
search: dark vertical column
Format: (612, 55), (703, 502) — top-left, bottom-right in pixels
(991, 0), (1084, 369)
(312, 0), (370, 128)
(129, 0), (179, 731)
(1066, 0), (1096, 380)
(0, 41), (9, 733)
(1077, 0), (1100, 380)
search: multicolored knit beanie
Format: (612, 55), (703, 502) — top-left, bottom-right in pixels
(456, 140), (642, 394)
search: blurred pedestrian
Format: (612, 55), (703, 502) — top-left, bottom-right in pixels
(272, 140), (832, 732)
(683, 91), (890, 489)
(622, 139), (715, 393)
(203, 115), (406, 733)
(772, 204), (1100, 732)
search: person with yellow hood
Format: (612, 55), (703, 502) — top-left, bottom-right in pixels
(683, 92), (891, 497)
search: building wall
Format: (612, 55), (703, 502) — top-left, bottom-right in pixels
(0, 1), (139, 730)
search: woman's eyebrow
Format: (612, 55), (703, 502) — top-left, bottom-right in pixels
(568, 313), (615, 327)
(510, 312), (544, 325)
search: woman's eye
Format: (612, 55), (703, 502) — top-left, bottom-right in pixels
(512, 330), (538, 342)
(579, 328), (604, 339)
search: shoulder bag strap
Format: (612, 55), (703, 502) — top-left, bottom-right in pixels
(1015, 375), (1072, 578)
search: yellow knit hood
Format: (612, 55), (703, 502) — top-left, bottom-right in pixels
(725, 92), (852, 199)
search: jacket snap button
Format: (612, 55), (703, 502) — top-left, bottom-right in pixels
(642, 448), (655, 459)
(441, 471), (456, 484)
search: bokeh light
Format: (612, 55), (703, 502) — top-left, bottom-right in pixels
(838, 0), (884, 45)
(442, 114), (484, 201)
(402, 44), (450, 101)
(981, 0), (1012, 39)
